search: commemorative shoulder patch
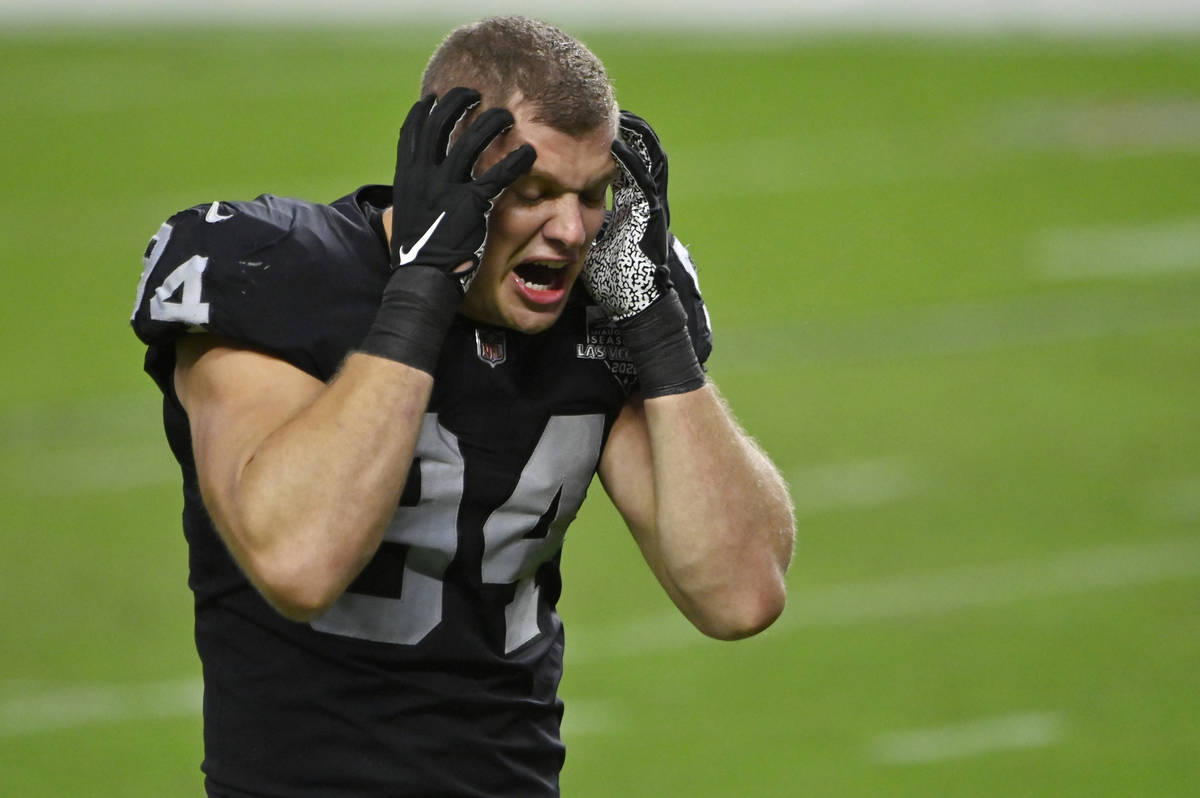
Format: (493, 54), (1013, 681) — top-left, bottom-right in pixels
(578, 306), (637, 390)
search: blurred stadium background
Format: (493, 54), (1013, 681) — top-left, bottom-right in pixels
(1, 1), (1197, 795)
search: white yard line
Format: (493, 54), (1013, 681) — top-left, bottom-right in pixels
(1036, 218), (1200, 281)
(0, 392), (158, 448)
(4, 536), (1196, 737)
(1146, 474), (1200, 521)
(712, 286), (1200, 373)
(568, 535), (1200, 662)
(788, 457), (918, 513)
(0, 675), (630, 739)
(22, 443), (179, 495)
(871, 711), (1064, 765)
(998, 98), (1200, 156)
(1, 392), (177, 495)
(0, 677), (201, 738)
(671, 132), (996, 197)
(560, 698), (628, 737)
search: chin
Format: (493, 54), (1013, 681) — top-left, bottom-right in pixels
(507, 309), (563, 335)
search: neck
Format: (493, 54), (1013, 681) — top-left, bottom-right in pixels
(381, 207), (394, 247)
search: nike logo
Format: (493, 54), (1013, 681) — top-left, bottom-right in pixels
(205, 201), (233, 223)
(395, 212), (445, 265)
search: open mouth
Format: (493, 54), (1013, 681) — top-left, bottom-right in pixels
(513, 260), (569, 301)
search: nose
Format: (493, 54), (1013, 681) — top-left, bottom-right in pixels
(541, 195), (587, 251)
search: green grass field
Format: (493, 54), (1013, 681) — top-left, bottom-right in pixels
(2, 22), (1198, 796)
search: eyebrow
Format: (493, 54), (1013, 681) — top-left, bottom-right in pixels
(523, 166), (619, 194)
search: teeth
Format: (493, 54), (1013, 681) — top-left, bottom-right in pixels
(515, 260), (565, 292)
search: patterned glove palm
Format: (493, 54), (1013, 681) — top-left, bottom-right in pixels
(582, 112), (706, 398)
(581, 111), (671, 321)
(390, 87), (536, 293)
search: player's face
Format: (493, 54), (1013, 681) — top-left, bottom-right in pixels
(461, 99), (616, 333)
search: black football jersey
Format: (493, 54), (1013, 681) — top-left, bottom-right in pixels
(130, 185), (711, 797)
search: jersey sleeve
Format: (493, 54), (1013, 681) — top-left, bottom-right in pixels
(130, 197), (382, 394)
(666, 234), (713, 366)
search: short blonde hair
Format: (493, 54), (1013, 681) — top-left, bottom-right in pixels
(421, 16), (618, 136)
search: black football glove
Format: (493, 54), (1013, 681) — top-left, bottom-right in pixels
(362, 88), (535, 374)
(389, 86), (536, 292)
(619, 110), (671, 232)
(581, 111), (671, 321)
(582, 111), (705, 397)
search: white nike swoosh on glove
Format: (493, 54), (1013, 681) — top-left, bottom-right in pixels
(395, 212), (446, 265)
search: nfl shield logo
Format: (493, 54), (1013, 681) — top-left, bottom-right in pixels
(475, 328), (507, 368)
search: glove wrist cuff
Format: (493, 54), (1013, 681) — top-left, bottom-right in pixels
(617, 290), (706, 398)
(359, 267), (461, 375)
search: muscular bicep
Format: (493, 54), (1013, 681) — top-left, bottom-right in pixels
(174, 334), (325, 543)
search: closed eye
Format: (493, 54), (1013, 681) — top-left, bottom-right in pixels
(581, 187), (608, 209)
(514, 190), (546, 206)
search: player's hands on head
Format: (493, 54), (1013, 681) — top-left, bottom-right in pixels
(582, 111), (705, 397)
(615, 110), (671, 247)
(582, 111), (672, 322)
(390, 86), (536, 292)
(361, 88), (534, 375)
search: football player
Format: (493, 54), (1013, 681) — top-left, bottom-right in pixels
(131, 15), (794, 797)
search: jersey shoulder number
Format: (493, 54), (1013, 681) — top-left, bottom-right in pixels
(131, 199), (293, 336)
(132, 219), (210, 327)
(130, 194), (385, 383)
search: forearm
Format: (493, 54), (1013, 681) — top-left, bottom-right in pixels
(639, 385), (795, 639)
(186, 349), (432, 620)
(583, 110), (793, 637)
(225, 259), (459, 616)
